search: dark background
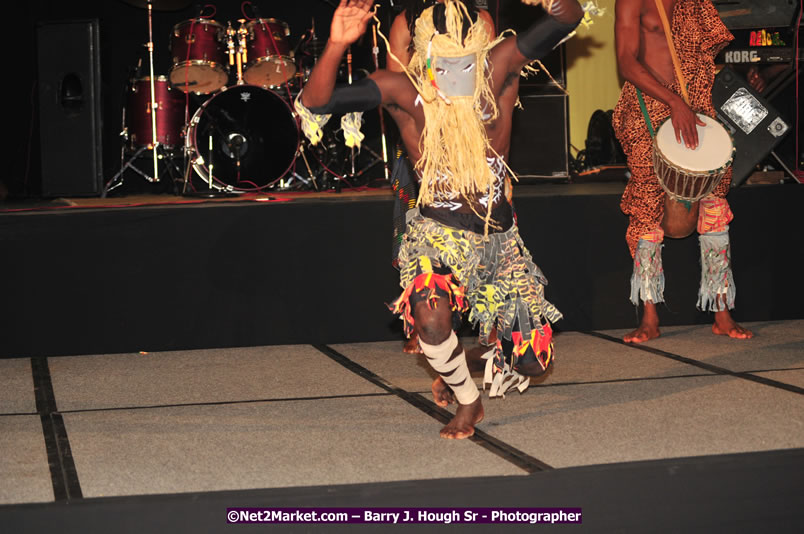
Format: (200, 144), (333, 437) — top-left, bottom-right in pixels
(11, 0), (403, 199)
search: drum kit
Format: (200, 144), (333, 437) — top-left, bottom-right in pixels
(105, 0), (389, 197)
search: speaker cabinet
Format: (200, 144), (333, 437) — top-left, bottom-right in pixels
(711, 65), (791, 188)
(509, 91), (570, 179)
(37, 20), (103, 197)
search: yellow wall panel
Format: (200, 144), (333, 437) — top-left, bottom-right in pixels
(565, 0), (622, 158)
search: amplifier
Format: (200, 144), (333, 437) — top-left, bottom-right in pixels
(508, 91), (569, 180)
(712, 0), (799, 29)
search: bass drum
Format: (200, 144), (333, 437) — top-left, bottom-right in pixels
(188, 85), (299, 191)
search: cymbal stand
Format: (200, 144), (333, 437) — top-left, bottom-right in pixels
(347, 46), (355, 178)
(371, 23), (390, 181)
(145, 0), (160, 182)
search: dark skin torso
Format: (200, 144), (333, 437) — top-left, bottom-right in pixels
(634, 0), (678, 86)
(368, 41), (523, 167)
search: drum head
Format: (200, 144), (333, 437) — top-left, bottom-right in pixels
(189, 85), (298, 191)
(243, 57), (297, 88)
(655, 114), (733, 172)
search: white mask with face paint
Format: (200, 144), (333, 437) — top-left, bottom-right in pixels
(433, 53), (477, 97)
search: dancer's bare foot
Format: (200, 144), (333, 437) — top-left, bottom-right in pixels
(624, 301), (660, 343)
(712, 310), (754, 339)
(403, 334), (422, 354)
(431, 376), (455, 407)
(440, 397), (484, 440)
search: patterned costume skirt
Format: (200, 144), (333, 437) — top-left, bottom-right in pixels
(390, 209), (562, 394)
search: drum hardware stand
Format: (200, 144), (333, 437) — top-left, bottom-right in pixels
(179, 105), (243, 197)
(768, 150), (799, 182)
(227, 21), (249, 85)
(349, 144), (386, 180)
(292, 143), (320, 190)
(103, 95), (179, 197)
(180, 138), (239, 198)
(104, 144), (182, 196)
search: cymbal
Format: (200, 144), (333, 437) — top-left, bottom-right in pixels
(119, 0), (191, 11)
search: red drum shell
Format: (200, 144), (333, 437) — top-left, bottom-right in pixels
(243, 19), (297, 87)
(126, 76), (184, 148)
(169, 19), (229, 94)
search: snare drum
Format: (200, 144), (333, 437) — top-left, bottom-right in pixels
(126, 76), (184, 149)
(242, 19), (297, 88)
(169, 18), (229, 94)
(653, 114), (734, 203)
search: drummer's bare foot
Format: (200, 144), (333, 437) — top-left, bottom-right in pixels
(624, 301), (660, 343)
(431, 376), (455, 407)
(403, 334), (422, 354)
(712, 310), (753, 339)
(440, 397), (484, 440)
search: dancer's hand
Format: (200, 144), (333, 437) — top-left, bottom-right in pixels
(330, 0), (375, 47)
(669, 97), (705, 149)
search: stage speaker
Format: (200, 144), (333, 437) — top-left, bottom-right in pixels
(509, 91), (569, 179)
(712, 0), (799, 29)
(37, 20), (103, 197)
(711, 65), (791, 188)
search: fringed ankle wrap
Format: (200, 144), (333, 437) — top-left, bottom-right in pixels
(698, 230), (735, 312)
(630, 238), (665, 306)
(419, 332), (479, 405)
(482, 344), (528, 399)
(482, 324), (554, 398)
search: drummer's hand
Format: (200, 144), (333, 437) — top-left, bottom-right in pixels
(331, 0), (374, 47)
(669, 98), (705, 149)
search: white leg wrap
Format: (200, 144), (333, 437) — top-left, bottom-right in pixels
(419, 332), (480, 405)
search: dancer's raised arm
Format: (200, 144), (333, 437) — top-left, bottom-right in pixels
(301, 0), (375, 110)
(491, 0), (583, 84)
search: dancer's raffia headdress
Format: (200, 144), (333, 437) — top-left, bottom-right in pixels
(383, 1), (509, 226)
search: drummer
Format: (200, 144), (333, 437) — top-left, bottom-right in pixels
(611, 0), (752, 342)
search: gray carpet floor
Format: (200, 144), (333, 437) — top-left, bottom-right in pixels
(1, 320), (802, 506)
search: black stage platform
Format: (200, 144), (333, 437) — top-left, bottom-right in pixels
(1, 182), (802, 359)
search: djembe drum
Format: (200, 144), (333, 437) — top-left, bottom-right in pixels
(653, 113), (735, 237)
